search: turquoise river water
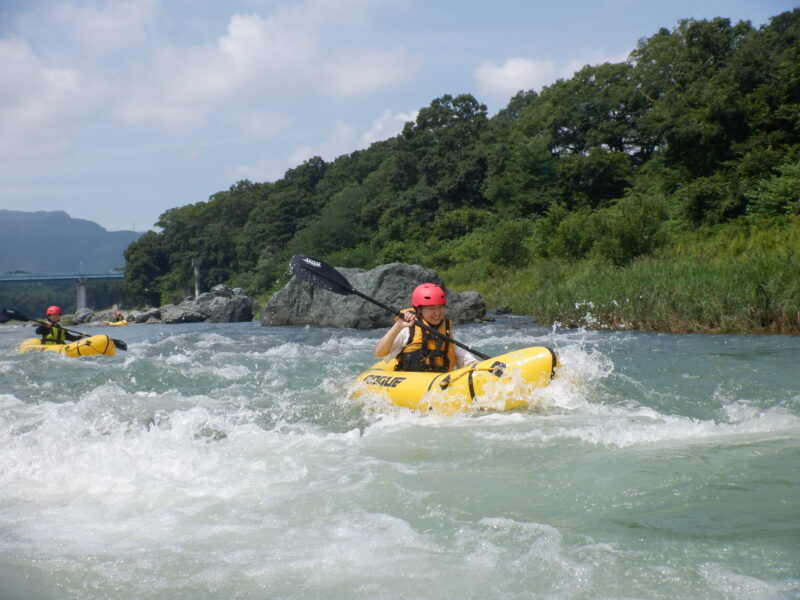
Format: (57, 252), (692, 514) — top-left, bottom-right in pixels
(0, 317), (798, 599)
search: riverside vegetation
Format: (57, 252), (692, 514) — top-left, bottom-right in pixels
(121, 11), (800, 334)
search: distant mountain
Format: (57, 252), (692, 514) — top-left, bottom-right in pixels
(0, 210), (143, 274)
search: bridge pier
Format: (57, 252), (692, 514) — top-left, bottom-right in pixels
(77, 278), (88, 310)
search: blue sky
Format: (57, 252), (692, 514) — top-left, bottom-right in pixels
(0, 0), (794, 232)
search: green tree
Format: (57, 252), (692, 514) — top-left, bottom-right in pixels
(401, 94), (489, 208)
(592, 192), (669, 265)
(287, 184), (369, 257)
(486, 219), (532, 267)
(746, 162), (800, 215)
(558, 149), (633, 209)
(124, 230), (167, 306)
(482, 134), (560, 217)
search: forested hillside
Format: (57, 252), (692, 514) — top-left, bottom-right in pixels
(124, 11), (800, 333)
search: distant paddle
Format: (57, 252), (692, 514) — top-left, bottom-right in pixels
(289, 254), (489, 360)
(1, 308), (128, 351)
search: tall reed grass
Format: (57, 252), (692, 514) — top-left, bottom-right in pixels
(444, 216), (799, 334)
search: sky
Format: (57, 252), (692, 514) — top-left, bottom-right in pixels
(0, 0), (794, 233)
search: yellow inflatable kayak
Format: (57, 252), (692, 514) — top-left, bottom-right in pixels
(19, 335), (117, 357)
(353, 346), (558, 414)
(104, 320), (129, 326)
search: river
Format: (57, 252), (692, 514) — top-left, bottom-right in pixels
(1, 317), (798, 599)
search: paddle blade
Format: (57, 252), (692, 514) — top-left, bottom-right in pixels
(2, 308), (31, 322)
(111, 338), (128, 351)
(290, 255), (353, 296)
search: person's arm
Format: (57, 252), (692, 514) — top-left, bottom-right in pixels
(374, 311), (415, 358)
(35, 323), (49, 336)
(454, 333), (479, 368)
(64, 330), (84, 342)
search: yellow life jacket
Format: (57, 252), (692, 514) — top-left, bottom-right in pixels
(42, 323), (67, 345)
(395, 308), (456, 373)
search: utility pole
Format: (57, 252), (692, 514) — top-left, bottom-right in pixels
(191, 258), (202, 298)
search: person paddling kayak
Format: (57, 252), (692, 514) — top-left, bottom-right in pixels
(374, 283), (478, 372)
(35, 306), (88, 345)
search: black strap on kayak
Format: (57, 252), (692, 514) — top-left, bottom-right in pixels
(544, 346), (558, 380)
(467, 370), (476, 402)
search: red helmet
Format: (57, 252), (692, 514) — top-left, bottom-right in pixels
(46, 305), (62, 316)
(412, 283), (447, 307)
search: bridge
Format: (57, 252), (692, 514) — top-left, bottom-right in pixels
(0, 272), (124, 310)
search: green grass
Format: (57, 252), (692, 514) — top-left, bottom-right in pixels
(443, 216), (800, 334)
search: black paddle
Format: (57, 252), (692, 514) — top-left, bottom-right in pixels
(289, 254), (490, 360)
(1, 308), (128, 351)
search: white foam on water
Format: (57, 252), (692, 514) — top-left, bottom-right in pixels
(1, 322), (798, 598)
(700, 562), (800, 599)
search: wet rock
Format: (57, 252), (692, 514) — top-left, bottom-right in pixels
(127, 308), (161, 323)
(261, 262), (485, 329)
(121, 285), (258, 324)
(159, 304), (207, 324)
(72, 308), (94, 324)
(203, 285), (258, 323)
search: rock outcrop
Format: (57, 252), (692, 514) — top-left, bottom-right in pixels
(80, 285), (259, 325)
(261, 262), (485, 329)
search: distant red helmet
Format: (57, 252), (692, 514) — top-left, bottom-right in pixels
(412, 283), (447, 307)
(46, 305), (62, 316)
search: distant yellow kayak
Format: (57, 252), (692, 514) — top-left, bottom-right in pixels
(19, 335), (116, 357)
(353, 346), (558, 414)
(104, 320), (129, 326)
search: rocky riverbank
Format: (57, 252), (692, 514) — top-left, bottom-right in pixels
(72, 284), (259, 325)
(67, 263), (487, 330)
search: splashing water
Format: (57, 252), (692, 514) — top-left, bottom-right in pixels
(1, 318), (798, 599)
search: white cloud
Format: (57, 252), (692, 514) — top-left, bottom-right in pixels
(320, 50), (415, 99)
(112, 6), (414, 131)
(114, 43), (235, 130)
(475, 48), (634, 102)
(231, 106), (414, 183)
(475, 57), (557, 100)
(226, 155), (290, 183)
(361, 109), (417, 145)
(289, 119), (357, 165)
(217, 12), (319, 88)
(563, 48), (633, 78)
(58, 0), (157, 54)
(0, 38), (106, 158)
(234, 111), (293, 139)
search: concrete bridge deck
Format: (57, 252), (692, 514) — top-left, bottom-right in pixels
(0, 272), (124, 309)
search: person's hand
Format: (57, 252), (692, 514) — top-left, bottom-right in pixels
(398, 310), (416, 328)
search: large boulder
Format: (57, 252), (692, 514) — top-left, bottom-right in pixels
(71, 308), (94, 324)
(260, 262), (485, 329)
(127, 308), (161, 323)
(122, 285), (258, 324)
(161, 285), (258, 324)
(204, 285), (259, 322)
(159, 304), (207, 324)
